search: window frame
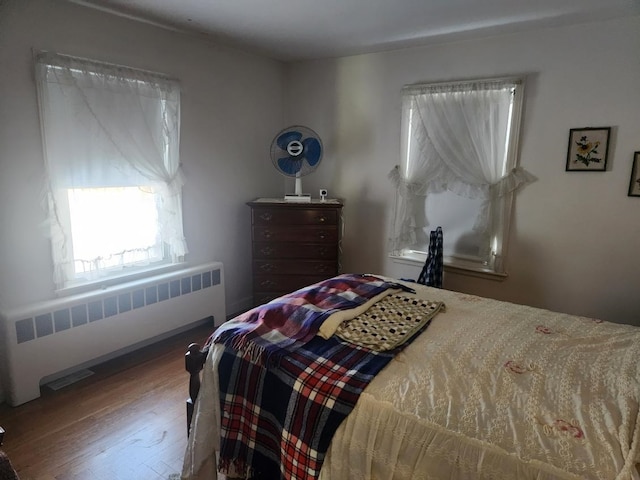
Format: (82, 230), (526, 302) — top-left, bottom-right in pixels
(389, 76), (526, 278)
(35, 52), (185, 292)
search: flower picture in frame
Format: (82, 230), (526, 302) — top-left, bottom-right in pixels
(566, 127), (611, 172)
(628, 152), (640, 197)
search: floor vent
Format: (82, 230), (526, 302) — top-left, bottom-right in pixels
(45, 369), (95, 391)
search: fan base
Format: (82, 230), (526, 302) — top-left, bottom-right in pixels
(284, 194), (312, 203)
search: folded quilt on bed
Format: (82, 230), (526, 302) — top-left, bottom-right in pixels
(212, 273), (402, 365)
(335, 294), (445, 351)
(213, 274), (431, 480)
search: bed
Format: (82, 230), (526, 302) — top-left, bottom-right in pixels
(181, 274), (640, 480)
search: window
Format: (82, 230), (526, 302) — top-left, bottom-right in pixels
(35, 52), (186, 289)
(389, 77), (534, 276)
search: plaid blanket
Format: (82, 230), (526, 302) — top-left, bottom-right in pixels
(212, 274), (401, 365)
(217, 335), (396, 479)
(213, 274), (422, 479)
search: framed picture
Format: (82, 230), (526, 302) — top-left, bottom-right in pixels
(629, 152), (640, 197)
(566, 127), (611, 172)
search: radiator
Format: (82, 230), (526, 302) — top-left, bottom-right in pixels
(0, 261), (225, 406)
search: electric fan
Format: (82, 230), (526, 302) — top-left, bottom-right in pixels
(270, 125), (323, 202)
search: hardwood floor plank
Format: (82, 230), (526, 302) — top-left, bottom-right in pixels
(0, 321), (215, 480)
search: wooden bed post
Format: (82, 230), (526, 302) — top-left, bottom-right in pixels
(185, 342), (208, 436)
(0, 426), (19, 480)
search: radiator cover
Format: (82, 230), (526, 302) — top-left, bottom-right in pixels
(0, 262), (225, 406)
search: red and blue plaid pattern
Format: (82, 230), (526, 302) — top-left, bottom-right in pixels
(213, 275), (421, 479)
(212, 274), (398, 365)
(217, 335), (395, 479)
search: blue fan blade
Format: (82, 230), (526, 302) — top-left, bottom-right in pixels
(278, 157), (303, 175)
(302, 137), (322, 166)
(276, 130), (303, 151)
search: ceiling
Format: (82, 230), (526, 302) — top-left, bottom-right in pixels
(71, 0), (640, 61)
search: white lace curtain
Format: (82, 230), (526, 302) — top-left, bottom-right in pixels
(389, 79), (535, 264)
(35, 51), (186, 287)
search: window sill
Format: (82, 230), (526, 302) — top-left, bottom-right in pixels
(389, 252), (508, 282)
(55, 262), (186, 298)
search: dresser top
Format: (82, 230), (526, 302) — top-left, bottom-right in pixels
(248, 198), (343, 207)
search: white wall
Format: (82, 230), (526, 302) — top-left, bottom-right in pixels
(284, 16), (640, 326)
(0, 0), (286, 401)
(0, 0), (286, 311)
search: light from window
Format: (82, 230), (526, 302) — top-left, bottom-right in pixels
(67, 187), (164, 277)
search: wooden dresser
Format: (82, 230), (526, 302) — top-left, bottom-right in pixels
(248, 198), (343, 306)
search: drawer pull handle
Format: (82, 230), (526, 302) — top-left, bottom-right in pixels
(318, 247), (328, 256)
(260, 246), (275, 256)
(260, 212), (273, 221)
(262, 230), (272, 239)
(316, 264), (329, 273)
(259, 263), (274, 272)
(260, 280), (277, 288)
(318, 215), (327, 223)
(318, 232), (327, 240)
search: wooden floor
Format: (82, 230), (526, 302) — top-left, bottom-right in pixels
(0, 321), (215, 480)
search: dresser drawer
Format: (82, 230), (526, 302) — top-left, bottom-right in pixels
(252, 208), (338, 226)
(254, 292), (287, 305)
(253, 225), (338, 243)
(253, 259), (337, 276)
(253, 274), (330, 293)
(252, 242), (338, 259)
(248, 199), (343, 307)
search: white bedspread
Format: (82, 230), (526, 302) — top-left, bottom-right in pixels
(183, 282), (640, 480)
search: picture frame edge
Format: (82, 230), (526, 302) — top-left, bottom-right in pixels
(565, 126), (611, 172)
(628, 151), (640, 197)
